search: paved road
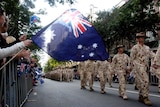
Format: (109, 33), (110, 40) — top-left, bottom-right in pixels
(23, 79), (160, 107)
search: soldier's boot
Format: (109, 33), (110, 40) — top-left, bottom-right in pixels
(81, 86), (86, 89)
(101, 89), (106, 94)
(143, 97), (152, 106)
(138, 95), (143, 102)
(90, 87), (94, 92)
(122, 95), (128, 100)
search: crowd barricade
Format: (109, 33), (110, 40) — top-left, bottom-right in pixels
(149, 72), (159, 85)
(0, 59), (33, 107)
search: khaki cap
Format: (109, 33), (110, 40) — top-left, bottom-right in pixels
(116, 45), (124, 49)
(136, 32), (146, 38)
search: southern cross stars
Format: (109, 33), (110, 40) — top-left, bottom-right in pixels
(77, 43), (98, 50)
(77, 43), (98, 58)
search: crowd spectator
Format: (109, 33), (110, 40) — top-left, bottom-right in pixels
(0, 5), (32, 61)
(0, 5), (32, 107)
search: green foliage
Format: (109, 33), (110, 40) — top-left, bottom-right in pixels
(1, 0), (19, 37)
(31, 53), (42, 67)
(93, 0), (160, 50)
(44, 58), (65, 72)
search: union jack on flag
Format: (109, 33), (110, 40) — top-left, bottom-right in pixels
(61, 9), (92, 38)
(32, 8), (109, 61)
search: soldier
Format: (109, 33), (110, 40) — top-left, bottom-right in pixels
(112, 45), (130, 100)
(78, 61), (87, 89)
(96, 60), (110, 94)
(85, 60), (96, 91)
(130, 32), (154, 106)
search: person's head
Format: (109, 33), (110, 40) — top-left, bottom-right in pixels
(0, 5), (5, 28)
(136, 32), (146, 43)
(1, 17), (9, 39)
(116, 45), (124, 53)
(1, 16), (9, 33)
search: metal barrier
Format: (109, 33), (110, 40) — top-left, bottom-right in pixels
(149, 72), (159, 85)
(0, 59), (33, 107)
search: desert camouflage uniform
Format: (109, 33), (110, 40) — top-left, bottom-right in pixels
(130, 43), (154, 99)
(112, 53), (130, 97)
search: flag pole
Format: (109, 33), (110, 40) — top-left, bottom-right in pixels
(0, 49), (23, 71)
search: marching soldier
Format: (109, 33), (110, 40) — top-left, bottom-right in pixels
(130, 32), (154, 106)
(112, 45), (130, 100)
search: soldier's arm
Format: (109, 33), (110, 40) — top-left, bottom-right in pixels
(130, 47), (136, 70)
(111, 56), (117, 72)
(153, 47), (160, 69)
(149, 48), (155, 60)
(127, 55), (131, 69)
(154, 47), (160, 63)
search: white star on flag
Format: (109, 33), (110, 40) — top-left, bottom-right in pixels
(81, 55), (84, 58)
(89, 52), (94, 57)
(77, 44), (83, 49)
(92, 43), (98, 48)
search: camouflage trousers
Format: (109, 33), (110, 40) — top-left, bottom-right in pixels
(87, 71), (95, 89)
(80, 70), (87, 87)
(134, 64), (149, 97)
(117, 70), (126, 96)
(98, 71), (107, 90)
(107, 72), (112, 86)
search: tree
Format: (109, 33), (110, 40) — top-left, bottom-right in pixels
(93, 0), (160, 52)
(44, 58), (65, 72)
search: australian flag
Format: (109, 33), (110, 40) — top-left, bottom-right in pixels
(32, 8), (109, 61)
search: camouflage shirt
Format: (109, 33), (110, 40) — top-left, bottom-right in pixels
(112, 53), (130, 71)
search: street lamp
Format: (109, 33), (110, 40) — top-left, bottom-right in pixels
(89, 4), (97, 23)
